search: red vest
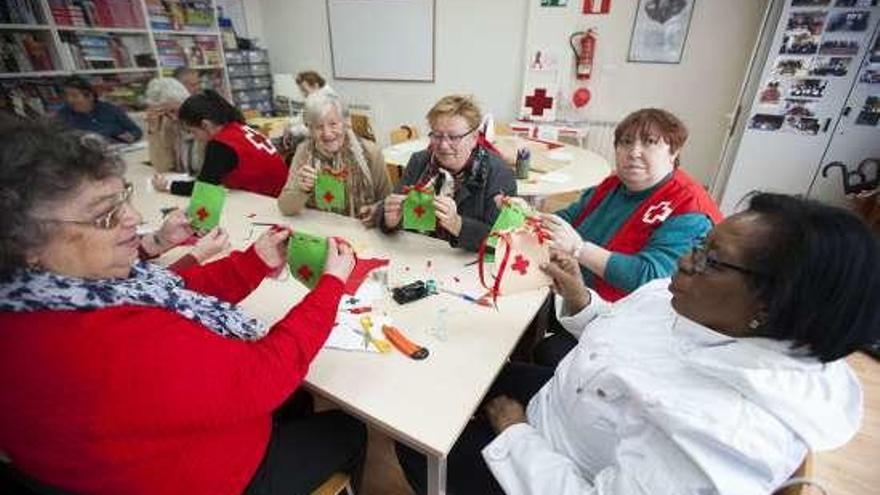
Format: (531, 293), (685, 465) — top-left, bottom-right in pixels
(213, 123), (288, 197)
(572, 169), (723, 301)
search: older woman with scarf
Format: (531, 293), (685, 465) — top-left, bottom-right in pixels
(277, 91), (391, 225)
(377, 95), (517, 251)
(0, 120), (366, 495)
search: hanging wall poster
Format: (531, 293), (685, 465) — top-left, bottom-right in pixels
(541, 0), (569, 6)
(784, 98), (820, 117)
(783, 115), (822, 134)
(759, 79), (785, 105)
(789, 78), (829, 97)
(749, 114), (785, 131)
(780, 10), (827, 55)
(627, 0), (696, 63)
(855, 95), (880, 125)
(808, 56), (852, 76)
(583, 0), (611, 14)
(834, 0), (877, 7)
(774, 57), (811, 77)
(792, 0), (830, 5)
(826, 10), (871, 31)
(819, 39), (861, 55)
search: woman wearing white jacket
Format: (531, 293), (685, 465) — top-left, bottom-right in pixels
(396, 192), (879, 494)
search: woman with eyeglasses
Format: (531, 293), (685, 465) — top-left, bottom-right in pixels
(531, 108), (722, 366)
(151, 90), (288, 198)
(376, 94), (517, 251)
(0, 119), (368, 495)
(277, 91), (392, 225)
(397, 192), (880, 495)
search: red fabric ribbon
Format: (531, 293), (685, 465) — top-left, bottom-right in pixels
(524, 216), (551, 245)
(477, 231), (513, 306)
(322, 167), (348, 180)
(402, 184), (435, 195)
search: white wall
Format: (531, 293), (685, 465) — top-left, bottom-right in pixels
(524, 0), (767, 184)
(257, 0), (529, 145)
(255, 0), (766, 185)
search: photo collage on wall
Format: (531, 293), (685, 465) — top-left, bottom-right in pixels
(856, 34), (880, 125)
(750, 0), (874, 134)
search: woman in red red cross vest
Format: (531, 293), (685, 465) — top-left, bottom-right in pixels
(151, 90), (288, 197)
(532, 108), (723, 366)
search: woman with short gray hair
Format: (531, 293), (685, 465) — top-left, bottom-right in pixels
(144, 76), (203, 173)
(277, 91), (392, 224)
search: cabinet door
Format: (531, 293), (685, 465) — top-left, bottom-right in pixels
(808, 21), (880, 205)
(719, 2), (880, 213)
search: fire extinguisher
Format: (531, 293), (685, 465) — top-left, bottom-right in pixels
(569, 29), (597, 80)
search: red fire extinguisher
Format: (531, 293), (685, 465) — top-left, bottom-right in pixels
(569, 29), (597, 80)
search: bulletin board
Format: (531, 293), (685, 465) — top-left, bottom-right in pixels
(326, 0), (435, 82)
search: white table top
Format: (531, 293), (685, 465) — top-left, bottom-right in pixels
(382, 135), (611, 198)
(125, 150), (548, 457)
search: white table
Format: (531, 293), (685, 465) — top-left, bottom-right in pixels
(124, 149), (548, 495)
(382, 135), (611, 198)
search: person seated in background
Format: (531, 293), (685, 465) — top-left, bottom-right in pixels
(173, 66), (201, 94)
(397, 192), (880, 495)
(0, 119), (366, 495)
(144, 70), (203, 174)
(56, 76), (143, 144)
(277, 91), (392, 225)
(376, 95), (516, 252)
(151, 90), (288, 197)
(282, 70), (338, 153)
(532, 108), (722, 365)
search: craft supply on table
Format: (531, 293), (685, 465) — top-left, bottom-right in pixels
(359, 315), (391, 353)
(382, 324), (429, 360)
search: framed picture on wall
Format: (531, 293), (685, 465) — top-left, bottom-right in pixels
(627, 0), (696, 64)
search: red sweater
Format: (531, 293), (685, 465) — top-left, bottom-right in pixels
(0, 248), (344, 495)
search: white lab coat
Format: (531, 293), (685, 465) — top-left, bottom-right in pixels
(483, 279), (862, 495)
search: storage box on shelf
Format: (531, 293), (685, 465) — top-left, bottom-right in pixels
(224, 48), (273, 115)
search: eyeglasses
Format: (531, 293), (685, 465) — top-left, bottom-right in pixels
(690, 239), (761, 276)
(38, 182), (134, 230)
(428, 127), (477, 146)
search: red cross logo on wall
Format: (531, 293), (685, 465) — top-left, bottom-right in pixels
(642, 201), (674, 224)
(297, 264), (314, 281)
(323, 191), (335, 204)
(196, 206), (210, 222)
(511, 255), (530, 275)
(413, 205), (426, 218)
(524, 88), (554, 117)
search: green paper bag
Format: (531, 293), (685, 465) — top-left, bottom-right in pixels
(187, 181), (226, 234)
(402, 186), (436, 233)
(287, 231), (328, 290)
(485, 200), (531, 261)
(315, 171), (346, 211)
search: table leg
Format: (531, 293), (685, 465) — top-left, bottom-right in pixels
(427, 454), (447, 495)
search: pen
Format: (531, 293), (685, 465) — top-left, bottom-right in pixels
(438, 287), (492, 307)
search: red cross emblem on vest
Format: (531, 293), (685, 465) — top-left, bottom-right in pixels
(524, 88), (554, 117)
(243, 126), (278, 155)
(642, 201), (673, 224)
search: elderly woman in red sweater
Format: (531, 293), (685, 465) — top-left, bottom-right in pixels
(0, 119), (365, 495)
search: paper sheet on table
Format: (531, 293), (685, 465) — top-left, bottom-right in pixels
(324, 313), (392, 352)
(338, 278), (385, 310)
(547, 150), (573, 162)
(145, 173), (192, 193)
(539, 171), (571, 184)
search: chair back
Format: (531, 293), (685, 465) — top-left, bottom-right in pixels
(310, 472), (353, 495)
(350, 113), (376, 143)
(390, 124), (419, 144)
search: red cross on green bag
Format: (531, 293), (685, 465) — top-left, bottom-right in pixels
(402, 185), (436, 233)
(186, 181), (226, 234)
(315, 170), (347, 211)
(287, 231), (328, 290)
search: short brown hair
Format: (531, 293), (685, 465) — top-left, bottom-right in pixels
(426, 95), (482, 130)
(295, 71), (325, 88)
(614, 108), (688, 167)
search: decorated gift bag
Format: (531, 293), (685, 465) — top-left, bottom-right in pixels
(187, 181), (226, 234)
(315, 169), (347, 211)
(402, 184), (436, 233)
(478, 217), (552, 302)
(287, 231), (329, 290)
(485, 197), (533, 261)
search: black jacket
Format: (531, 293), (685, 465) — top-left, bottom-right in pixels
(377, 147), (517, 251)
